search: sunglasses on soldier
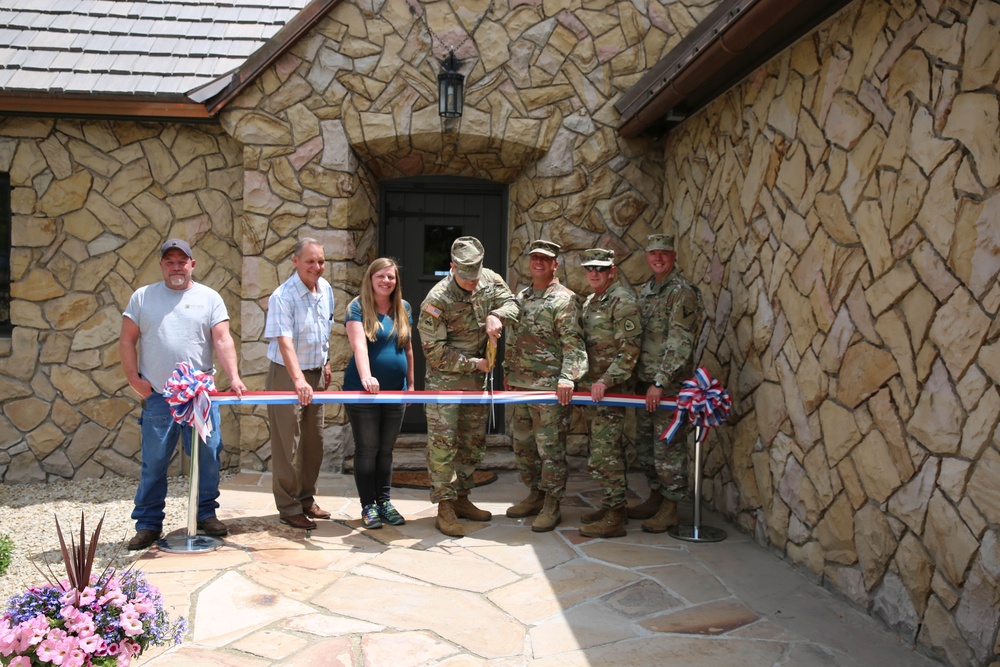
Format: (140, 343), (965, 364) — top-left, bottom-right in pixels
(584, 266), (611, 273)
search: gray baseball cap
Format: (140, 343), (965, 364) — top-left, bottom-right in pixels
(161, 238), (193, 259)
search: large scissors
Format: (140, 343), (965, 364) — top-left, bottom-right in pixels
(485, 337), (497, 430)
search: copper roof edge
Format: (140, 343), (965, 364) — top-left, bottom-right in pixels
(616, 0), (854, 138)
(0, 92), (213, 122)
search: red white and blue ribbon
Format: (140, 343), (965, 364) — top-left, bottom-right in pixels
(208, 390), (673, 410)
(162, 361), (216, 441)
(659, 366), (732, 442)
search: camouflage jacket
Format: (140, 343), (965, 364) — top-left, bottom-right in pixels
(504, 279), (587, 390)
(418, 268), (519, 390)
(580, 280), (641, 392)
(637, 268), (702, 387)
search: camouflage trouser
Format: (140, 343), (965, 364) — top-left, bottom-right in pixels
(425, 402), (488, 503)
(585, 404), (628, 509)
(510, 402), (569, 499)
(634, 381), (689, 501)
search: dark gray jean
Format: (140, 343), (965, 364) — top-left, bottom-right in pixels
(346, 403), (406, 506)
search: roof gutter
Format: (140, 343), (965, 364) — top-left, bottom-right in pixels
(616, 0), (853, 138)
(0, 93), (213, 122)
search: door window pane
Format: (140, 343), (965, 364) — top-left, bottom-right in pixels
(425, 225), (461, 276)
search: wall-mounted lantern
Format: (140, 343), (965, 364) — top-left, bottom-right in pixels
(438, 48), (464, 118)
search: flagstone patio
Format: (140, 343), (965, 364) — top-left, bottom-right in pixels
(136, 471), (942, 666)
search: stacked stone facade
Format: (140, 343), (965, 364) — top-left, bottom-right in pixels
(0, 119), (244, 482)
(662, 1), (999, 664)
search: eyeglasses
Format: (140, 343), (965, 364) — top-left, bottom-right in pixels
(584, 266), (611, 273)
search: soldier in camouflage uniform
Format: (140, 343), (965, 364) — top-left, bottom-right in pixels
(631, 233), (703, 533)
(503, 240), (587, 532)
(418, 236), (519, 538)
(575, 248), (642, 539)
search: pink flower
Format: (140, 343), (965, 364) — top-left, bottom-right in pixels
(25, 616), (51, 646)
(133, 600), (155, 615)
(120, 613), (144, 637)
(8, 656), (31, 667)
(36, 637), (71, 664)
(63, 646), (87, 667)
(78, 632), (102, 653)
(78, 587), (97, 606)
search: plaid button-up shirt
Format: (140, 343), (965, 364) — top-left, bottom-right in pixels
(265, 271), (335, 370)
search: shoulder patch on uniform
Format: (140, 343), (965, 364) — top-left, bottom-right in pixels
(424, 304), (442, 318)
(624, 319), (636, 332)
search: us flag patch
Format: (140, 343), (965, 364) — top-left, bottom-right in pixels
(424, 304), (442, 318)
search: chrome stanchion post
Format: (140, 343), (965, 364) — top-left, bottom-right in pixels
(668, 423), (726, 543)
(158, 431), (223, 553)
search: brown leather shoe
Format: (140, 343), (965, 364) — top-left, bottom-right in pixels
(127, 529), (161, 551)
(303, 503), (331, 519)
(281, 513), (317, 530)
(197, 516), (228, 536)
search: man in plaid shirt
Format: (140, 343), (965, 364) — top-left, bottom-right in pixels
(264, 237), (335, 530)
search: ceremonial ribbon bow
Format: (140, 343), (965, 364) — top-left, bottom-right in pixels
(659, 366), (732, 442)
(163, 361), (216, 441)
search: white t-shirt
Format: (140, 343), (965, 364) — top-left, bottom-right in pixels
(123, 282), (230, 392)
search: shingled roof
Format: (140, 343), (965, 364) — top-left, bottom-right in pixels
(0, 0), (317, 119)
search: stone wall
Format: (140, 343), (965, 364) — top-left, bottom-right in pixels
(0, 118), (244, 483)
(220, 0), (724, 470)
(661, 1), (999, 664)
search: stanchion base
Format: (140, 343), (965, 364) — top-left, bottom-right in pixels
(668, 523), (727, 543)
(156, 534), (223, 553)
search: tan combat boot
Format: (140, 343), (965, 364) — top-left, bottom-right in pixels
(579, 506), (627, 538)
(436, 500), (464, 537)
(580, 507), (606, 524)
(454, 494), (492, 521)
(531, 495), (561, 532)
(506, 488), (545, 518)
(627, 488), (664, 520)
(641, 499), (679, 533)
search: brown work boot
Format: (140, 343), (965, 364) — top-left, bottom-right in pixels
(641, 499), (679, 533)
(580, 507), (606, 524)
(436, 500), (464, 537)
(580, 506), (627, 538)
(531, 495), (561, 532)
(627, 489), (664, 520)
(454, 495), (492, 521)
(506, 488), (545, 518)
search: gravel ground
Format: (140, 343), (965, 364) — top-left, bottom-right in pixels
(0, 475), (196, 607)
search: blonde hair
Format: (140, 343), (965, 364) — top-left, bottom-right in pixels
(356, 257), (410, 349)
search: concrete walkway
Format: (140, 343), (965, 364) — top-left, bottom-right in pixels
(137, 471), (941, 666)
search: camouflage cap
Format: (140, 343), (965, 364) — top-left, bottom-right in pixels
(580, 248), (615, 267)
(527, 239), (561, 258)
(451, 236), (484, 281)
(646, 234), (674, 252)
(161, 238), (193, 259)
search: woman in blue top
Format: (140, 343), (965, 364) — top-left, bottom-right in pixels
(345, 257), (415, 528)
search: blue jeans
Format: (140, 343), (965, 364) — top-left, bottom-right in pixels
(346, 404), (405, 506)
(131, 391), (222, 532)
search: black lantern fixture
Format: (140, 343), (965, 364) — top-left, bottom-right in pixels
(438, 48), (464, 118)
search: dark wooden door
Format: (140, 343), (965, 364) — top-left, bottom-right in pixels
(381, 177), (508, 433)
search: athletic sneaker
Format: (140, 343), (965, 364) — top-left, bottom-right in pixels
(361, 504), (382, 529)
(377, 500), (406, 526)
